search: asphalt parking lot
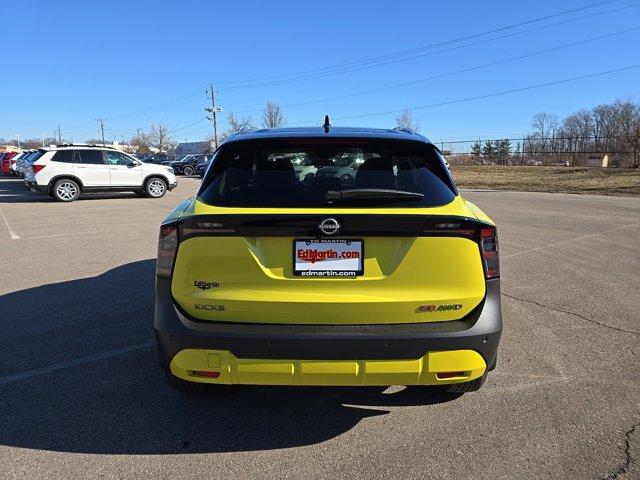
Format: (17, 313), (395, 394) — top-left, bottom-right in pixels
(0, 176), (638, 480)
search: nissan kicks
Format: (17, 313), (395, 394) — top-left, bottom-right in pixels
(155, 126), (502, 394)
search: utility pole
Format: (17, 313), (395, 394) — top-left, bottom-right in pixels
(42, 133), (45, 147)
(205, 84), (222, 150)
(97, 118), (105, 146)
(57, 125), (62, 144)
(15, 135), (20, 149)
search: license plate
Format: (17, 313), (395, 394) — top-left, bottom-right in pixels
(293, 239), (364, 277)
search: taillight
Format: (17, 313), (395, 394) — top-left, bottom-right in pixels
(32, 164), (46, 174)
(422, 222), (476, 238)
(156, 224), (178, 278)
(480, 226), (500, 279)
(179, 220), (236, 239)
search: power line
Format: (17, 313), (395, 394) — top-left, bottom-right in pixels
(235, 26), (640, 114)
(224, 2), (639, 91)
(216, 0), (625, 87)
(105, 87), (208, 121)
(316, 63), (640, 122)
(62, 0), (636, 131)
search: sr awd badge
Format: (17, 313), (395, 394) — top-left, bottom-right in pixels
(416, 304), (463, 313)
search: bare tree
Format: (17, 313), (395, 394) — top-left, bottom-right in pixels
(524, 99), (640, 166)
(129, 130), (152, 153)
(262, 101), (286, 128)
(149, 124), (174, 153)
(395, 108), (420, 132)
(19, 137), (56, 149)
(221, 113), (255, 141)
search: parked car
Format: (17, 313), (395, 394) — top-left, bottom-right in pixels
(162, 155), (187, 166)
(142, 153), (170, 164)
(20, 150), (47, 179)
(154, 126), (502, 394)
(292, 156), (317, 183)
(170, 154), (211, 175)
(16, 150), (42, 178)
(14, 151), (30, 177)
(2, 151), (19, 175)
(195, 157), (212, 177)
(24, 145), (177, 202)
(311, 154), (364, 186)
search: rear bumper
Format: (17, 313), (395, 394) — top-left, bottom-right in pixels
(154, 278), (502, 385)
(26, 180), (48, 193)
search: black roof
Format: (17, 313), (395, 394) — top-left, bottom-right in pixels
(223, 126), (432, 144)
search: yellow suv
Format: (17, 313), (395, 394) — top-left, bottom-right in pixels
(154, 126), (501, 394)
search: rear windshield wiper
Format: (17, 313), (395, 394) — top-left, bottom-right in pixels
(325, 189), (424, 204)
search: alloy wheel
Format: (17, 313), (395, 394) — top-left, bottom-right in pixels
(148, 179), (166, 197)
(56, 182), (78, 201)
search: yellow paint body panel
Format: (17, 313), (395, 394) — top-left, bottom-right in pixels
(172, 235), (486, 324)
(170, 349), (487, 386)
(171, 195), (493, 324)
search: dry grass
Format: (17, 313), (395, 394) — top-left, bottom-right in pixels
(451, 166), (640, 197)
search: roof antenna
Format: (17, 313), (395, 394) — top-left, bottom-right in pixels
(323, 115), (330, 133)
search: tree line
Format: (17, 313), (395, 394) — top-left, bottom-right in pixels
(5, 99), (638, 166)
(459, 98), (640, 167)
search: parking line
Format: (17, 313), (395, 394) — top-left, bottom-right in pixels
(0, 205), (19, 239)
(0, 341), (155, 386)
(503, 221), (640, 259)
(20, 232), (96, 241)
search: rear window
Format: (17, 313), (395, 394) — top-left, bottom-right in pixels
(27, 151), (46, 163)
(52, 150), (75, 163)
(198, 139), (456, 208)
(75, 150), (105, 165)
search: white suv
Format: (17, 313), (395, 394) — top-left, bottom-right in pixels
(24, 145), (178, 202)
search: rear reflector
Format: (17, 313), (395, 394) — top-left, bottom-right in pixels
(436, 371), (466, 379)
(192, 370), (220, 378)
(32, 164), (46, 174)
(480, 226), (500, 279)
(156, 224), (178, 278)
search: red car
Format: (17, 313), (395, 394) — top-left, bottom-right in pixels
(1, 152), (18, 174)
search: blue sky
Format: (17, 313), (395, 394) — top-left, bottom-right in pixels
(1, 0), (639, 144)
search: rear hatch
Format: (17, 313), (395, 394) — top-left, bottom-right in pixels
(168, 137), (491, 325)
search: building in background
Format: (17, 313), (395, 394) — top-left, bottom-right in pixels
(0, 145), (20, 153)
(175, 141), (212, 155)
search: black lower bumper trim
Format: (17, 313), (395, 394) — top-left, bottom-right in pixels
(154, 279), (502, 369)
(27, 181), (48, 193)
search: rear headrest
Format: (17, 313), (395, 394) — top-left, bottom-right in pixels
(255, 158), (297, 188)
(355, 157), (395, 189)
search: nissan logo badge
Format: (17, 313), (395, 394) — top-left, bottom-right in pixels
(318, 218), (340, 235)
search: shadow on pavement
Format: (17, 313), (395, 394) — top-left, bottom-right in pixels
(0, 259), (459, 455)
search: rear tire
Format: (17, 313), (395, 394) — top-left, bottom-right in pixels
(442, 374), (487, 394)
(165, 371), (205, 393)
(52, 179), (81, 202)
(183, 165), (194, 176)
(144, 177), (167, 198)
